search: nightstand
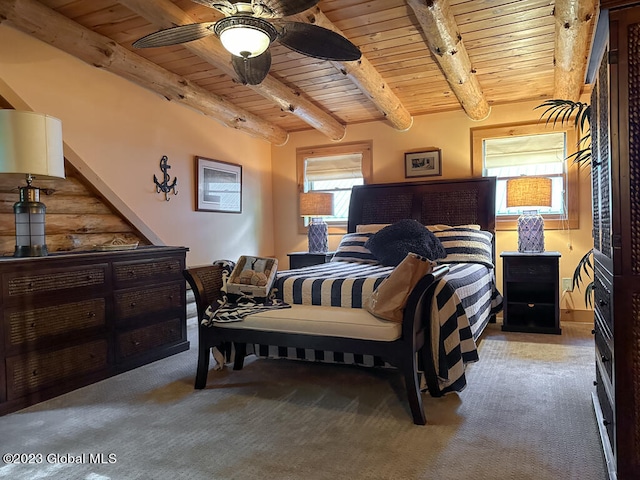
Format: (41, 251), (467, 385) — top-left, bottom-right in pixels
(287, 251), (334, 269)
(500, 251), (561, 334)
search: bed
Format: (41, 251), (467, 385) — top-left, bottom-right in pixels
(184, 176), (503, 424)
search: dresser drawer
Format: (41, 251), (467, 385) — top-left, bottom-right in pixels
(112, 257), (183, 287)
(5, 298), (106, 349)
(114, 282), (184, 321)
(594, 311), (613, 384)
(116, 318), (183, 360)
(595, 365), (615, 449)
(3, 264), (108, 299)
(6, 339), (108, 400)
(593, 274), (612, 333)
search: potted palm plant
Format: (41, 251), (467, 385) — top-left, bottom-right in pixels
(535, 99), (594, 307)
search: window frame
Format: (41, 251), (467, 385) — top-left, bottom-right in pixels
(471, 121), (580, 230)
(296, 141), (373, 235)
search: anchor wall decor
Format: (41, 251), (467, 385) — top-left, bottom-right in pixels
(154, 155), (178, 201)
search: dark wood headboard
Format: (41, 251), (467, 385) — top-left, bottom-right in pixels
(347, 177), (496, 234)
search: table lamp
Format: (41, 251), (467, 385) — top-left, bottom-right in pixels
(506, 176), (552, 253)
(299, 192), (333, 253)
(0, 110), (65, 257)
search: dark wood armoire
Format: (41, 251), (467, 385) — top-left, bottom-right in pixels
(590, 2), (640, 479)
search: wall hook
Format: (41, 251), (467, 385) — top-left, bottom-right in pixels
(154, 155), (178, 201)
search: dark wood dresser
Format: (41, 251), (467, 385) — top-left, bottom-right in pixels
(0, 246), (189, 415)
(590, 3), (640, 478)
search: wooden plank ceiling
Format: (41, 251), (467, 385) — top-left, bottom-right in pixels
(0, 0), (597, 144)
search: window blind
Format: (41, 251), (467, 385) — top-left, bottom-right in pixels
(305, 154), (363, 181)
(484, 132), (565, 168)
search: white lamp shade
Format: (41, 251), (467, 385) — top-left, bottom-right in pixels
(0, 110), (65, 179)
(219, 26), (271, 58)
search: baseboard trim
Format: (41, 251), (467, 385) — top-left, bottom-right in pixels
(561, 309), (593, 323)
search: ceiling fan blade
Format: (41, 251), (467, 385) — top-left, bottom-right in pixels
(275, 22), (361, 62)
(132, 23), (216, 48)
(252, 0), (319, 18)
(190, 1), (241, 16)
(232, 50), (272, 85)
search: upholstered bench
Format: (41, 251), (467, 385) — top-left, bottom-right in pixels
(184, 263), (449, 425)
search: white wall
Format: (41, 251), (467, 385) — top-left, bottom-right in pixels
(0, 25), (275, 267)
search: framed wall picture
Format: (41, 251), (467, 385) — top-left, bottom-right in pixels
(404, 149), (442, 178)
(195, 156), (242, 213)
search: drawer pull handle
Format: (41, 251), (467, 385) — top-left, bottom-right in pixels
(133, 341), (141, 346)
(31, 322), (36, 328)
(87, 275), (93, 280)
(32, 370), (38, 376)
(599, 299), (608, 306)
(593, 380), (598, 386)
(601, 355), (609, 363)
(592, 329), (596, 335)
(130, 302), (136, 308)
(88, 312), (96, 318)
(527, 303), (535, 308)
(603, 420), (610, 426)
(27, 282), (34, 289)
(128, 270), (135, 276)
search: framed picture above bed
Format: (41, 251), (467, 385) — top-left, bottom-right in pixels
(195, 156), (242, 213)
(404, 149), (442, 178)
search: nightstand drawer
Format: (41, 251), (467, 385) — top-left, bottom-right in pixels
(287, 252), (334, 269)
(503, 302), (556, 330)
(504, 258), (556, 281)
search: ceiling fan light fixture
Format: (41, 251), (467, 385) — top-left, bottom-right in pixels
(215, 16), (277, 58)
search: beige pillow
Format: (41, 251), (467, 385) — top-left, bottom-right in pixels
(357, 223), (481, 234)
(365, 252), (435, 323)
(427, 224), (481, 231)
(356, 224), (390, 233)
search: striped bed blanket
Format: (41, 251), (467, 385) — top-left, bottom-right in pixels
(252, 260), (503, 395)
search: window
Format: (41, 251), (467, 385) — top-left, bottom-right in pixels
(297, 141), (372, 234)
(472, 122), (580, 230)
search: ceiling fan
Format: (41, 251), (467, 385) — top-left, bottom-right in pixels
(132, 0), (361, 86)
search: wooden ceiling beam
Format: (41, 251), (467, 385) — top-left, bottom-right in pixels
(0, 0), (288, 144)
(406, 0), (490, 121)
(553, 0), (598, 100)
(117, 0), (346, 141)
(293, 7), (413, 131)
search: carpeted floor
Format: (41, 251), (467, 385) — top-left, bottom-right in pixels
(0, 321), (607, 480)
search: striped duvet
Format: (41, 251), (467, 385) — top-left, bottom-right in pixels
(250, 260), (503, 396)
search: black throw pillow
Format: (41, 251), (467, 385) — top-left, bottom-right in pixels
(364, 219), (446, 266)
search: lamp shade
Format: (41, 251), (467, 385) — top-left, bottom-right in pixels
(215, 17), (277, 58)
(0, 110), (65, 179)
(506, 176), (552, 208)
(300, 192), (333, 217)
